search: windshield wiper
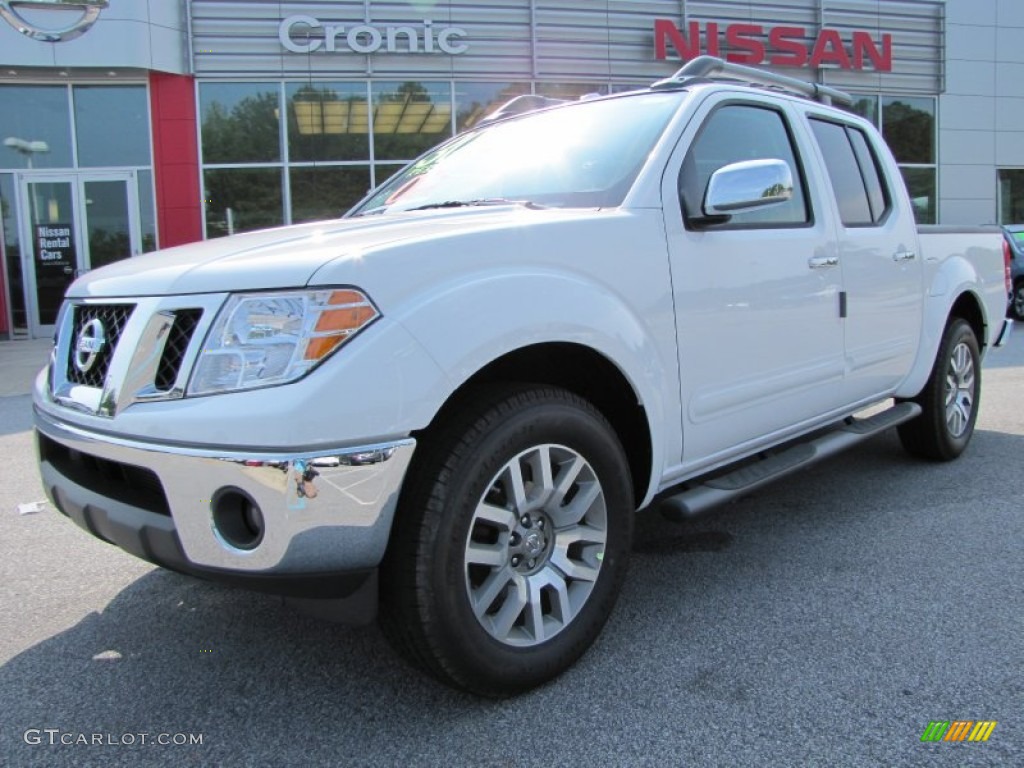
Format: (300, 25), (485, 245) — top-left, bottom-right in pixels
(407, 198), (544, 211)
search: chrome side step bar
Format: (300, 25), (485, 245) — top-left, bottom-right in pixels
(659, 402), (922, 521)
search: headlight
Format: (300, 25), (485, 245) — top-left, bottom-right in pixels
(188, 288), (379, 395)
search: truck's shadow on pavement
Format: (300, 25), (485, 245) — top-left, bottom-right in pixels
(3, 429), (1022, 766)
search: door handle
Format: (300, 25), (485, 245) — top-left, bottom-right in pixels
(893, 250), (916, 262)
(808, 256), (839, 269)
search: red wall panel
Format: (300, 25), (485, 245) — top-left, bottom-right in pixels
(149, 72), (202, 248)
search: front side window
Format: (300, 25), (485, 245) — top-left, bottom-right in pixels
(680, 104), (809, 228)
(351, 92), (681, 215)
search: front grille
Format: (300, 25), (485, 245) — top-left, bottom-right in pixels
(155, 309), (203, 391)
(66, 303), (134, 388)
(38, 433), (171, 517)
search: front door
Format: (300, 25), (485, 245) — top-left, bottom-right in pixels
(20, 172), (140, 337)
(663, 95), (847, 471)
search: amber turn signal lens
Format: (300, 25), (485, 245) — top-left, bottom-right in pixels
(304, 290), (379, 361)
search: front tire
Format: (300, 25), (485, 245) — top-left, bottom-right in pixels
(380, 385), (634, 697)
(898, 318), (981, 461)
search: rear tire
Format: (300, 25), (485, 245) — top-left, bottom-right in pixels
(380, 385), (634, 697)
(1011, 281), (1024, 321)
(897, 318), (981, 461)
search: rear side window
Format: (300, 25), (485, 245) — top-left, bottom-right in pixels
(680, 104), (810, 228)
(848, 128), (889, 222)
(809, 118), (890, 226)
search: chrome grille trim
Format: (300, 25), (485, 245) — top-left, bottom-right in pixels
(156, 309), (204, 391)
(51, 294), (228, 418)
(65, 303), (134, 387)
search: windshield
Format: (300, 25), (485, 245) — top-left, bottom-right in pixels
(349, 92), (681, 216)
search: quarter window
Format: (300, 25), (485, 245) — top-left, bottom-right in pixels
(680, 104), (809, 228)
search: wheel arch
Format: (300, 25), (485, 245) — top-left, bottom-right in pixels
(410, 342), (653, 508)
(949, 290), (986, 350)
(899, 288), (989, 399)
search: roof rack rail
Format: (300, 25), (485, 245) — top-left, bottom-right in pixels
(651, 55), (853, 106)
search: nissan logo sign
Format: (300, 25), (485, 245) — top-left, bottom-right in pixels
(0, 0), (108, 43)
(74, 317), (106, 374)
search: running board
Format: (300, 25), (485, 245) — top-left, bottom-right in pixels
(659, 402), (922, 521)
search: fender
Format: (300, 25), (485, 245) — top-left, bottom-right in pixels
(387, 267), (672, 507)
(896, 251), (993, 399)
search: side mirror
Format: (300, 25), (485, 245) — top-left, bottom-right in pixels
(700, 159), (794, 225)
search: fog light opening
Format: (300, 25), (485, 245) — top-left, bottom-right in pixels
(211, 488), (264, 551)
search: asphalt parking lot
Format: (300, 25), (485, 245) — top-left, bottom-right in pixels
(1, 334), (1021, 767)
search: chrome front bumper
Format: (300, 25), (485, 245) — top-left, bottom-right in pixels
(35, 408), (415, 576)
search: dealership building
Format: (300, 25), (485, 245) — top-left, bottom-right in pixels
(1, 0), (1021, 338)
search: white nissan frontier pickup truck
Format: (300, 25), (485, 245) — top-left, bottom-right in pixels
(34, 58), (1013, 696)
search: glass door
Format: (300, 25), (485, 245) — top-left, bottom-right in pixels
(81, 174), (141, 270)
(19, 172), (140, 337)
(21, 176), (79, 334)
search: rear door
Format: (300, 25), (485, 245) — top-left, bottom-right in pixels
(803, 114), (923, 404)
(662, 93), (847, 468)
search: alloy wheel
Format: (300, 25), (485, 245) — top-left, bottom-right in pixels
(944, 341), (975, 438)
(463, 444), (607, 647)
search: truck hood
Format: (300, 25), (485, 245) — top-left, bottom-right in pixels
(68, 206), (593, 298)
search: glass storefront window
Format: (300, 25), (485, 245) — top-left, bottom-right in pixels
(899, 167), (936, 225)
(0, 85), (73, 169)
(1, 173), (26, 331)
(536, 83), (607, 99)
(73, 86), (151, 168)
(83, 179), (133, 270)
(291, 166), (371, 223)
(137, 170), (157, 252)
(610, 84), (649, 94)
(845, 95), (878, 125)
(371, 81), (452, 162)
(204, 168), (283, 237)
(455, 82), (531, 132)
(882, 96), (935, 165)
(191, 81), (944, 231)
(287, 83), (369, 162)
(373, 164), (405, 191)
(998, 169), (1024, 224)
(200, 83), (281, 164)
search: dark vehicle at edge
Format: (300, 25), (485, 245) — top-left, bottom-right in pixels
(1004, 225), (1024, 320)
